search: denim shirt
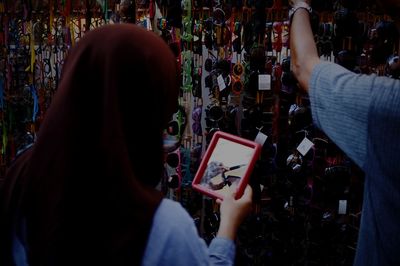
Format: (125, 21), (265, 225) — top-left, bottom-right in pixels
(142, 199), (235, 266)
(309, 62), (400, 265)
(12, 199), (235, 266)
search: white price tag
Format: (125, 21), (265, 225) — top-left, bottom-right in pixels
(254, 131), (268, 146)
(217, 74), (226, 91)
(297, 137), (314, 156)
(338, 200), (347, 214)
(258, 74), (271, 90)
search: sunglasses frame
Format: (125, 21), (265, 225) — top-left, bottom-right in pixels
(165, 147), (182, 190)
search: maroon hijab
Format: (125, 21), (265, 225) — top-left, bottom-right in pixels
(1, 24), (179, 265)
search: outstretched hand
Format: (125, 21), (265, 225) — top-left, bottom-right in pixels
(216, 185), (253, 241)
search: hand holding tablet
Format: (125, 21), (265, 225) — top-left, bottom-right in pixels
(192, 131), (261, 200)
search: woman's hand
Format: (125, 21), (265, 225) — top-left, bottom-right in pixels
(216, 185), (253, 240)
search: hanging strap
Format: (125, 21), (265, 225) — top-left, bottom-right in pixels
(30, 21), (35, 73)
(104, 0), (109, 22)
(149, 0), (155, 19)
(30, 85), (38, 123)
(48, 0), (54, 44)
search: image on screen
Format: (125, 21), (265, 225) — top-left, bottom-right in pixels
(200, 138), (255, 197)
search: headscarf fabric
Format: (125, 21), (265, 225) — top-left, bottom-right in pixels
(1, 24), (179, 266)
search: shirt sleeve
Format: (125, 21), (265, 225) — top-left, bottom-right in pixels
(142, 199), (235, 266)
(309, 62), (373, 169)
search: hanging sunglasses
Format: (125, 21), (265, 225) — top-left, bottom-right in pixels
(164, 105), (187, 153)
(205, 51), (219, 72)
(166, 105), (187, 137)
(231, 75), (244, 95)
(310, 137), (329, 177)
(272, 62), (282, 81)
(265, 22), (273, 52)
(204, 73), (215, 90)
(233, 61), (244, 77)
(212, 7), (226, 26)
(165, 147), (182, 190)
(167, 171), (180, 189)
(205, 58), (214, 72)
(205, 103), (224, 123)
(192, 102), (203, 136)
(232, 20), (242, 53)
(272, 21), (283, 54)
(192, 56), (202, 98)
(286, 152), (303, 173)
(386, 55), (400, 79)
(166, 149), (180, 168)
(324, 165), (350, 177)
(204, 18), (214, 50)
(282, 20), (290, 48)
(193, 19), (203, 55)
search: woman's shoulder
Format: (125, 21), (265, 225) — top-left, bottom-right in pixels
(154, 198), (194, 228)
(143, 199), (209, 266)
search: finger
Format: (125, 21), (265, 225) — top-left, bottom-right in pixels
(226, 190), (236, 200)
(240, 185), (253, 202)
(216, 198), (222, 205)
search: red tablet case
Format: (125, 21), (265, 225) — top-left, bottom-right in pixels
(192, 131), (261, 200)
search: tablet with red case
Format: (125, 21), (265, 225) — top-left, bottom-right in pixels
(192, 131), (261, 200)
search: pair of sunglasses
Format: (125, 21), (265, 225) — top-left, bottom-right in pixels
(165, 147), (182, 190)
(231, 54), (244, 95)
(164, 105), (187, 153)
(206, 104), (224, 123)
(166, 105), (187, 137)
(310, 137), (329, 177)
(272, 22), (283, 53)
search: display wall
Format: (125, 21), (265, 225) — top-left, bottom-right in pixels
(0, 0), (399, 265)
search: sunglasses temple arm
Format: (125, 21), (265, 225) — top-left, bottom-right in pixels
(228, 164), (247, 171)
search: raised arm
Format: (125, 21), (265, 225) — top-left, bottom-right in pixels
(289, 0), (320, 91)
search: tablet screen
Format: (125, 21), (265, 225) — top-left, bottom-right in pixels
(192, 131), (261, 199)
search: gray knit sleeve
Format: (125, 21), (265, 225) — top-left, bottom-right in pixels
(309, 62), (373, 169)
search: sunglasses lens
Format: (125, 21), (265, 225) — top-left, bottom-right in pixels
(168, 174), (180, 188)
(209, 106), (223, 121)
(166, 152), (179, 168)
(167, 121), (179, 135)
(233, 81), (243, 94)
(205, 58), (213, 72)
(233, 64), (243, 76)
